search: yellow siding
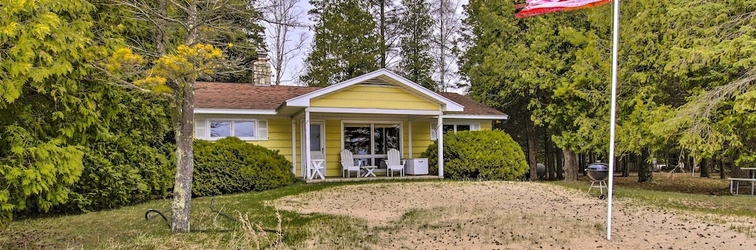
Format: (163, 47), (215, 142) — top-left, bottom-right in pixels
(480, 121), (492, 130)
(322, 120), (342, 177)
(249, 118), (294, 158)
(410, 121), (433, 158)
(311, 85), (439, 110)
(195, 115), (496, 178)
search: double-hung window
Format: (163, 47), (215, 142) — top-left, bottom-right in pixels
(196, 119), (268, 140)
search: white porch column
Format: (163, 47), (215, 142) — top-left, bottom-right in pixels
(437, 114), (444, 177)
(291, 119), (297, 175)
(305, 110), (311, 179)
(408, 121), (413, 158)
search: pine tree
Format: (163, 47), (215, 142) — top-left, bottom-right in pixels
(302, 0), (381, 86)
(397, 0), (435, 90)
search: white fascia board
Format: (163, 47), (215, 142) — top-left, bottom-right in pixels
(442, 114), (509, 120)
(194, 108), (278, 115)
(307, 107), (442, 116)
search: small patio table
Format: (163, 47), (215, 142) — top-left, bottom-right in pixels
(309, 159), (325, 180)
(361, 166), (377, 177)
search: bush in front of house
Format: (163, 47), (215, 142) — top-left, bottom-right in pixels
(421, 130), (528, 180)
(193, 137), (295, 197)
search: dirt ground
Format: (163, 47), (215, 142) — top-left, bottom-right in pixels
(272, 181), (756, 250)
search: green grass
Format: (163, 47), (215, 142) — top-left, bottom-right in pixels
(2, 175), (756, 249)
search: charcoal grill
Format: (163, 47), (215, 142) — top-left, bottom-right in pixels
(585, 162), (609, 199)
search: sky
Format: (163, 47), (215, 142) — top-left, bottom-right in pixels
(262, 0), (468, 93)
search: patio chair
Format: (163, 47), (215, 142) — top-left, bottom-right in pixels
(340, 150), (361, 178)
(386, 149), (405, 177)
(308, 151), (325, 180)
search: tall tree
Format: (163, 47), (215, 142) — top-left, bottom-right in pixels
(653, 0), (756, 173)
(397, 0), (435, 89)
(260, 0), (308, 85)
(102, 0), (263, 233)
(431, 0), (462, 92)
(461, 0), (614, 181)
(0, 0), (95, 224)
(302, 0), (381, 86)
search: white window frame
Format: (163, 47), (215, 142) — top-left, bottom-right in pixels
(197, 118), (268, 141)
(341, 120), (403, 168)
(431, 122), (480, 141)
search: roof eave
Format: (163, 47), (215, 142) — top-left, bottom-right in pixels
(195, 108), (278, 115)
(442, 114), (509, 120)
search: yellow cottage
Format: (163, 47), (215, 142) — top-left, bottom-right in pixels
(194, 69), (508, 180)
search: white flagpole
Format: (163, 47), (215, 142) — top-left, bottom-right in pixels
(607, 0), (620, 241)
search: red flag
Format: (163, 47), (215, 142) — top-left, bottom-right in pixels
(515, 0), (612, 19)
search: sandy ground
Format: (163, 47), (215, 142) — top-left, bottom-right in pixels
(272, 181), (756, 250)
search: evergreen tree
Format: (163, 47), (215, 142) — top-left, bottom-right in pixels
(302, 0), (381, 86)
(397, 0), (435, 90)
(0, 0), (95, 224)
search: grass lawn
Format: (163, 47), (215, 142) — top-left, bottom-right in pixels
(1, 174), (755, 249)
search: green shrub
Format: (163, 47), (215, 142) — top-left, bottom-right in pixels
(421, 130), (528, 180)
(193, 137), (295, 197)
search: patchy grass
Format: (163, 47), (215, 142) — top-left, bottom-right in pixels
(2, 175), (755, 249)
(551, 173), (756, 218)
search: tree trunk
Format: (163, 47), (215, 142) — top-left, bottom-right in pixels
(556, 147), (564, 179)
(526, 117), (538, 181)
(638, 148), (653, 182)
(622, 154), (629, 177)
(563, 149), (578, 181)
(171, 3), (198, 233)
(379, 0), (386, 68)
(170, 81), (195, 233)
(700, 158), (710, 177)
(545, 129), (554, 180)
(719, 158), (726, 179)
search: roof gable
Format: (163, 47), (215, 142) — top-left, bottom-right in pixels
(285, 69), (464, 112)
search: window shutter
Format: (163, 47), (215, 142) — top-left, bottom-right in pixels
(430, 123), (437, 141)
(471, 123), (481, 131)
(195, 118), (207, 139)
(258, 120), (268, 140)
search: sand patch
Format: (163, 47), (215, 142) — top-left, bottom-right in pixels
(273, 181), (756, 249)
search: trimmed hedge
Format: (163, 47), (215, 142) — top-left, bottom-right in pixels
(421, 130), (528, 180)
(192, 137), (295, 197)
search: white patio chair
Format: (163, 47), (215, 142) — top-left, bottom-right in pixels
(386, 149), (405, 177)
(308, 151), (325, 180)
(340, 149), (361, 178)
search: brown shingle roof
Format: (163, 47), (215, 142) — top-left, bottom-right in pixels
(195, 82), (506, 117)
(195, 82), (320, 110)
(437, 92), (507, 116)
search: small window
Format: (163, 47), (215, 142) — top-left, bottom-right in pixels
(210, 121), (232, 138)
(201, 119), (268, 140)
(431, 122), (480, 140)
(234, 121), (256, 137)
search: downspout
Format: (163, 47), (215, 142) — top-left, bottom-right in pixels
(291, 119), (296, 175)
(305, 109), (311, 179)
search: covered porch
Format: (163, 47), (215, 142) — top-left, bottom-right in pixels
(287, 110), (449, 181)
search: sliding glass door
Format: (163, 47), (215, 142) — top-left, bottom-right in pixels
(343, 122), (401, 168)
